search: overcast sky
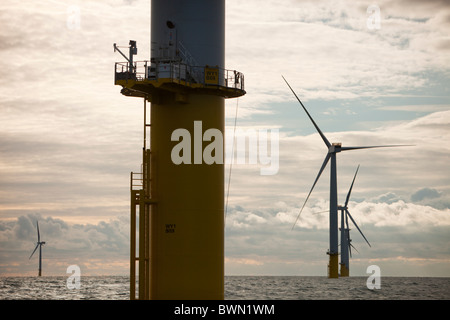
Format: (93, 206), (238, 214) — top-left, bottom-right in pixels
(0, 0), (449, 277)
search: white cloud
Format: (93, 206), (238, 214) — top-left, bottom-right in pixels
(353, 200), (450, 227)
(224, 199), (450, 276)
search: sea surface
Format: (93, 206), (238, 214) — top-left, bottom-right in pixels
(0, 276), (449, 300)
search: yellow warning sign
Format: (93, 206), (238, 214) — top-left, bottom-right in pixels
(205, 68), (219, 85)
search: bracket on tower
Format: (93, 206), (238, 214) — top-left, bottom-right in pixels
(114, 40), (138, 73)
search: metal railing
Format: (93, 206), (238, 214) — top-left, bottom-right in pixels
(115, 61), (145, 81)
(130, 172), (143, 191)
(115, 60), (245, 92)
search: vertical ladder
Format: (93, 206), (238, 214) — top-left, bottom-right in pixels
(130, 98), (156, 300)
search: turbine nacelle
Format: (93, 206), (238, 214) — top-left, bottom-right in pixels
(329, 143), (342, 154)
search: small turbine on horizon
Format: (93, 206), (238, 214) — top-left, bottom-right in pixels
(282, 75), (411, 278)
(339, 165), (371, 277)
(29, 221), (46, 277)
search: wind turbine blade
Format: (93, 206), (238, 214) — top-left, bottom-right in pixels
(312, 210), (329, 215)
(345, 210), (350, 230)
(344, 165), (360, 207)
(350, 243), (359, 254)
(282, 76), (331, 148)
(348, 236), (352, 258)
(346, 209), (371, 247)
(341, 145), (414, 151)
(29, 244), (39, 259)
(37, 221), (40, 243)
(292, 153), (331, 230)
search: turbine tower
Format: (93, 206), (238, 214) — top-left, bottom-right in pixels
(114, 0), (245, 299)
(282, 76), (408, 278)
(29, 221), (45, 277)
(339, 165), (371, 277)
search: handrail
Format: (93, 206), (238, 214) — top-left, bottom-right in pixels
(115, 60), (245, 92)
(130, 172), (143, 191)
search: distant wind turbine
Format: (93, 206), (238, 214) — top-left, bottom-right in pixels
(282, 75), (411, 278)
(29, 221), (46, 277)
(339, 165), (371, 277)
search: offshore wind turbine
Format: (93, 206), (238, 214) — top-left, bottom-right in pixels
(282, 76), (410, 278)
(339, 165), (371, 277)
(29, 221), (46, 277)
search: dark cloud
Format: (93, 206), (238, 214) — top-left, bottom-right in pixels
(0, 213), (129, 275)
(8, 213), (69, 242)
(410, 188), (450, 210)
(15, 215), (35, 241)
(372, 192), (402, 204)
(411, 187), (442, 202)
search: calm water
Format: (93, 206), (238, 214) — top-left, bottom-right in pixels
(0, 276), (449, 300)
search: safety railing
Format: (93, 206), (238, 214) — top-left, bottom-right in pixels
(115, 62), (146, 81)
(130, 172), (143, 191)
(115, 60), (245, 92)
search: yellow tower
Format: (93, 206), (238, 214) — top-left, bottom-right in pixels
(114, 0), (245, 300)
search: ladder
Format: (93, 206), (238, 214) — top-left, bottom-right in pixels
(130, 98), (156, 300)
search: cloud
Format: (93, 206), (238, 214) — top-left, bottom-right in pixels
(223, 199), (450, 276)
(410, 187), (450, 210)
(225, 257), (264, 266)
(352, 200), (450, 227)
(371, 192), (402, 204)
(0, 213), (129, 276)
(411, 187), (442, 202)
(378, 104), (450, 112)
(226, 0), (450, 118)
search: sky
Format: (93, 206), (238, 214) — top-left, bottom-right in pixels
(0, 0), (449, 278)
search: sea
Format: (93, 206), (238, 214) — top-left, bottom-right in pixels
(0, 276), (449, 300)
